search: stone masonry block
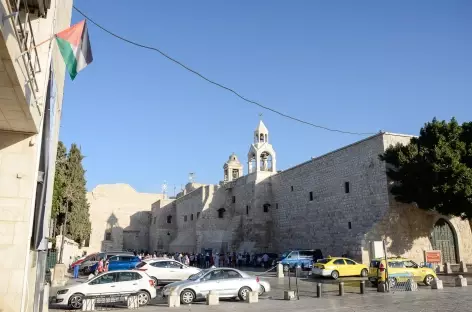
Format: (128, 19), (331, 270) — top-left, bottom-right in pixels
(406, 279), (418, 291)
(431, 278), (443, 290)
(245, 291), (259, 303)
(206, 290), (219, 305)
(167, 291), (180, 308)
(284, 290), (296, 300)
(455, 276), (467, 287)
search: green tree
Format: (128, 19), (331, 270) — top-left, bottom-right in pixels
(52, 142), (91, 246)
(379, 118), (472, 219)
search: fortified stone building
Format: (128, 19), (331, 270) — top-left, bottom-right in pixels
(88, 121), (472, 266)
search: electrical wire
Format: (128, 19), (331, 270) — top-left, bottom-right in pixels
(73, 6), (375, 136)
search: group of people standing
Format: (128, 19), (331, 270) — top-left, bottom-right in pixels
(137, 251), (271, 269)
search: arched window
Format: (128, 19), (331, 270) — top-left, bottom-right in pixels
(167, 215), (172, 224)
(260, 152), (273, 171)
(248, 154), (257, 174)
(263, 203), (270, 213)
(218, 208), (226, 219)
(260, 133), (265, 142)
(191, 214), (194, 221)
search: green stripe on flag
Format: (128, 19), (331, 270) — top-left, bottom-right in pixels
(56, 36), (78, 80)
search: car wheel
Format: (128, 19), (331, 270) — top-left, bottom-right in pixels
(424, 274), (434, 286)
(258, 285), (265, 296)
(151, 277), (159, 287)
(180, 289), (195, 304)
(238, 286), (252, 301)
(331, 270), (339, 279)
(388, 277), (397, 288)
(137, 291), (150, 306)
(360, 269), (368, 277)
(69, 293), (84, 309)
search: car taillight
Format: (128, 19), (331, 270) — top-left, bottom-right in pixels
(379, 263), (385, 272)
(149, 280), (154, 287)
(256, 277), (260, 283)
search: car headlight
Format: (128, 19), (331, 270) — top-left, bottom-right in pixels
(57, 289), (69, 295)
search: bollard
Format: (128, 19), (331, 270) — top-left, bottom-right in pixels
(338, 282), (344, 296)
(167, 291), (180, 308)
(360, 281), (365, 294)
(316, 283), (322, 298)
(431, 278), (443, 290)
(460, 261), (468, 273)
(206, 290), (219, 305)
(455, 275), (468, 287)
(277, 263), (284, 278)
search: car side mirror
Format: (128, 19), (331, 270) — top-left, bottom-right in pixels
(180, 265), (184, 269)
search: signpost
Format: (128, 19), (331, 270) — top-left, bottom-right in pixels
(425, 250), (441, 263)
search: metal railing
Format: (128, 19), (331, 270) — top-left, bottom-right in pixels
(3, 0), (42, 106)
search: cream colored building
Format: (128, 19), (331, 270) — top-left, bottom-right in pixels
(85, 184), (164, 253)
(0, 1), (73, 312)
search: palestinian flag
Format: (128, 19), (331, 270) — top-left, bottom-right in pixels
(55, 20), (93, 80)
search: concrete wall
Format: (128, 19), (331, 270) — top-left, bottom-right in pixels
(85, 184), (163, 253)
(0, 1), (73, 312)
(56, 235), (81, 269)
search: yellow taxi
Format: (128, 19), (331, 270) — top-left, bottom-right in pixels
(312, 257), (368, 279)
(368, 257), (437, 286)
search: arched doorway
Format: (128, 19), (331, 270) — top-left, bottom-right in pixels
(431, 219), (458, 264)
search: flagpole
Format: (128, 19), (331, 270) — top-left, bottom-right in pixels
(17, 35), (56, 58)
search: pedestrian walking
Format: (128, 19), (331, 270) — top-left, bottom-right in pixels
(73, 263), (79, 279)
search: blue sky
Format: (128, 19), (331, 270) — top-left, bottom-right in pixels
(60, 0), (472, 193)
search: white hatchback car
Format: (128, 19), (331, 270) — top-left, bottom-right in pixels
(136, 258), (201, 286)
(54, 270), (156, 309)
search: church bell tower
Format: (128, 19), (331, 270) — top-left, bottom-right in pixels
(247, 120), (277, 174)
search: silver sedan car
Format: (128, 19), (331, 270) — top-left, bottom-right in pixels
(161, 267), (271, 304)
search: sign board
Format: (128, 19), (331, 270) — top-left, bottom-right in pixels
(425, 250), (441, 263)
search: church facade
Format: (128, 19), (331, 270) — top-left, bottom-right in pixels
(90, 121), (472, 266)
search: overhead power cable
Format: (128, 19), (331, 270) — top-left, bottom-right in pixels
(73, 6), (375, 136)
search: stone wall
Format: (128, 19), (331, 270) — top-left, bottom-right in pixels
(85, 184), (163, 253)
(270, 133), (392, 261)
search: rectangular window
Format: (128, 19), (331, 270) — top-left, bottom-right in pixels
(191, 214), (194, 221)
(153, 217), (156, 224)
(309, 191), (313, 201)
(291, 186), (294, 192)
(345, 182), (350, 193)
(232, 196), (236, 203)
(246, 205), (249, 215)
(184, 215), (187, 222)
(348, 221), (352, 229)
(197, 212), (200, 219)
(105, 232), (112, 241)
(276, 203), (279, 209)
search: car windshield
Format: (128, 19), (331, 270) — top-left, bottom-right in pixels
(281, 252), (290, 258)
(317, 259), (330, 264)
(188, 269), (208, 281)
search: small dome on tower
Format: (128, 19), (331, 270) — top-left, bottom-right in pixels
(226, 153), (242, 165)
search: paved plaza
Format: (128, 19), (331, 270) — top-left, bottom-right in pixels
(49, 270), (472, 312)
